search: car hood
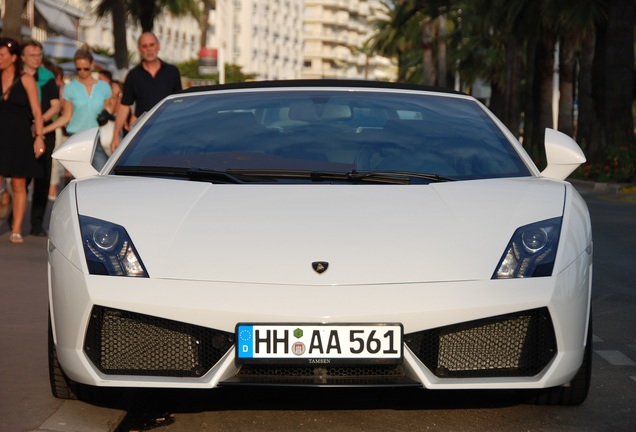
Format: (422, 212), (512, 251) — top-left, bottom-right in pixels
(73, 176), (566, 284)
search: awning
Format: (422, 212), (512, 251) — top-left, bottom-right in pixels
(35, 0), (78, 39)
(42, 35), (80, 59)
(43, 35), (116, 72)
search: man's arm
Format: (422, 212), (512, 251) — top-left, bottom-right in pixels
(110, 103), (132, 152)
(42, 79), (61, 124)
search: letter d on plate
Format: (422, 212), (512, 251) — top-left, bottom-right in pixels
(237, 325), (253, 358)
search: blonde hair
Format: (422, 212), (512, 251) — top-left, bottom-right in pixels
(73, 45), (93, 64)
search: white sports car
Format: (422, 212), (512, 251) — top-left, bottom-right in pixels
(48, 80), (592, 405)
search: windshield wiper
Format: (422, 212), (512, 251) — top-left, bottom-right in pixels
(114, 167), (455, 184)
(224, 169), (455, 184)
(113, 166), (248, 184)
(348, 170), (455, 183)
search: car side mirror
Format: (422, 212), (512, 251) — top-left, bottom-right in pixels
(540, 128), (586, 181)
(52, 127), (100, 179)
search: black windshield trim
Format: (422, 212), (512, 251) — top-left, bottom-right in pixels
(113, 166), (455, 185)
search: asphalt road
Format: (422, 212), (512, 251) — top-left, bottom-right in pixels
(0, 183), (634, 432)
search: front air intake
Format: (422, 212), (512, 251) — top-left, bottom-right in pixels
(84, 306), (233, 377)
(405, 308), (556, 378)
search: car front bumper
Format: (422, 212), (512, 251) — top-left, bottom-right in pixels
(48, 245), (592, 391)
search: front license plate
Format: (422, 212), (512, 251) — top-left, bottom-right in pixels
(235, 323), (403, 365)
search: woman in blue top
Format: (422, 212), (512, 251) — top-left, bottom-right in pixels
(44, 48), (111, 169)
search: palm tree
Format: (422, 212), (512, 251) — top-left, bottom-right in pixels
(2, 0), (23, 40)
(127, 0), (201, 33)
(436, 12), (448, 88)
(92, 0), (203, 70)
(589, 0), (634, 164)
(198, 0), (215, 48)
(390, 0), (455, 86)
(369, 0), (633, 175)
(547, 0), (606, 140)
(94, 0), (130, 69)
(367, 1), (415, 82)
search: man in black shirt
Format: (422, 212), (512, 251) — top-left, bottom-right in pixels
(110, 32), (182, 151)
(22, 40), (60, 236)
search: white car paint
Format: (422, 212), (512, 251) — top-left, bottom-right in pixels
(48, 82), (593, 404)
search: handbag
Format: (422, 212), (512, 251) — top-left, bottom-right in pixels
(96, 109), (115, 126)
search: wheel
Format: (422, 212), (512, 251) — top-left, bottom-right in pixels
(48, 312), (78, 400)
(48, 311), (123, 403)
(526, 315), (592, 406)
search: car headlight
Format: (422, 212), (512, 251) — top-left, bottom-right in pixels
(80, 215), (148, 277)
(493, 217), (562, 279)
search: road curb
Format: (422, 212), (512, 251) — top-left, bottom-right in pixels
(30, 400), (126, 432)
(568, 179), (636, 194)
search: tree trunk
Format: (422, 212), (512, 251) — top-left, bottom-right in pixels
(489, 83), (506, 122)
(591, 0), (635, 163)
(421, 17), (434, 86)
(397, 50), (407, 83)
(3, 0), (25, 40)
(199, 0), (211, 47)
(577, 31), (598, 157)
(506, 42), (523, 137)
(138, 0), (157, 32)
(502, 39), (523, 138)
(436, 14), (447, 88)
(532, 31), (556, 170)
(523, 34), (538, 158)
(112, 0), (129, 69)
(558, 32), (577, 138)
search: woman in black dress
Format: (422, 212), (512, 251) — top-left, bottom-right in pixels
(0, 38), (45, 243)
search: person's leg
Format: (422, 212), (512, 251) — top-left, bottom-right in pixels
(9, 177), (27, 243)
(0, 176), (10, 219)
(49, 131), (65, 200)
(30, 141), (53, 235)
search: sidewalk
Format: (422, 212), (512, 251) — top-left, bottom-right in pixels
(569, 179), (636, 195)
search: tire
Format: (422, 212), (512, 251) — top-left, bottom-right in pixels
(526, 315), (592, 406)
(48, 312), (79, 400)
(48, 311), (123, 403)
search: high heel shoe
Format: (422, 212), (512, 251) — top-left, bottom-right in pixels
(9, 233), (24, 244)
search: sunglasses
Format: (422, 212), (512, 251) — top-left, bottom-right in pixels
(76, 67), (91, 72)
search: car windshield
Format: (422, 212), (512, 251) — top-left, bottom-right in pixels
(113, 89), (531, 183)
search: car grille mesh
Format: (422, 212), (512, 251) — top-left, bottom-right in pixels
(239, 364), (404, 377)
(83, 306), (555, 381)
(233, 364), (411, 386)
(84, 306), (234, 377)
(405, 308), (556, 378)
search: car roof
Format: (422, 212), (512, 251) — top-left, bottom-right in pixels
(178, 79), (466, 96)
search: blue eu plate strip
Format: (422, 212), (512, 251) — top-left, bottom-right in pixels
(237, 325), (253, 358)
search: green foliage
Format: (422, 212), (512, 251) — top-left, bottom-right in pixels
(91, 46), (114, 57)
(176, 59), (205, 78)
(176, 60), (258, 83)
(571, 145), (636, 183)
(223, 64), (258, 83)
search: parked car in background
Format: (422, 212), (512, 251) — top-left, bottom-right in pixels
(48, 80), (592, 405)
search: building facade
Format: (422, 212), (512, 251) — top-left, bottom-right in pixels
(1, 0), (395, 82)
(301, 0), (394, 80)
(205, 0), (305, 81)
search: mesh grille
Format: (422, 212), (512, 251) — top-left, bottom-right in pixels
(234, 364), (408, 385)
(84, 306), (234, 377)
(405, 308), (556, 378)
(239, 364), (405, 377)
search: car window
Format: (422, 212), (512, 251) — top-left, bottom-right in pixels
(115, 90), (531, 181)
